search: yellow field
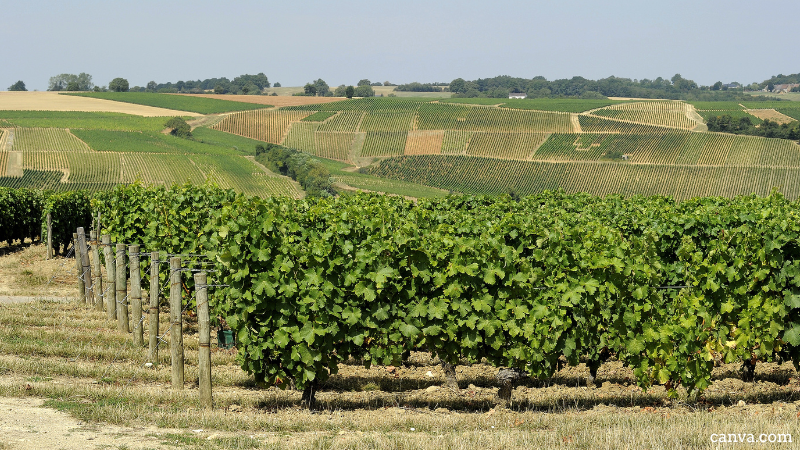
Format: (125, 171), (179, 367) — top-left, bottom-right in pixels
(211, 110), (312, 144)
(405, 131), (445, 155)
(0, 92), (201, 117)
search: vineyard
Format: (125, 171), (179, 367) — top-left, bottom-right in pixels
(363, 155), (800, 199)
(83, 184), (800, 403)
(588, 101), (702, 130)
(4, 95), (800, 201)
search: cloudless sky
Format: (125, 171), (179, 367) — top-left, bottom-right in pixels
(4, 0), (798, 91)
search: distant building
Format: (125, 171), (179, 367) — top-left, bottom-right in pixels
(723, 82), (741, 89)
(508, 93), (527, 99)
(773, 84), (800, 93)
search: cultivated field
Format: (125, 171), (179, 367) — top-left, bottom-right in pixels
(0, 92), (201, 117)
(181, 93), (346, 107)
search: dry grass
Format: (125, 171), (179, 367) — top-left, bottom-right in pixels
(0, 92), (201, 117)
(0, 242), (75, 298)
(746, 108), (797, 124)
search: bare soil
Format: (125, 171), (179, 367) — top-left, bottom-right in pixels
(0, 396), (184, 450)
(0, 92), (201, 117)
(746, 108), (797, 124)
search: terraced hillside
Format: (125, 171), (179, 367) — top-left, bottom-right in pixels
(4, 92), (800, 200)
(207, 96), (800, 199)
(0, 109), (304, 198)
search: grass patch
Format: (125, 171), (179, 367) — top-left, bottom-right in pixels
(71, 129), (244, 156)
(64, 92), (268, 114)
(0, 111), (170, 132)
(190, 127), (269, 155)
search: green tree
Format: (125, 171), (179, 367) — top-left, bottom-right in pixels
(354, 84), (374, 97)
(303, 83), (317, 96)
(214, 83), (228, 94)
(164, 117), (191, 138)
(313, 79), (330, 96)
(357, 79), (371, 87)
(345, 85), (355, 98)
(274, 82), (281, 87)
(8, 80), (26, 91)
(49, 73), (93, 91)
(711, 81), (722, 91)
(449, 78), (467, 94)
(146, 81), (158, 92)
(109, 77), (129, 92)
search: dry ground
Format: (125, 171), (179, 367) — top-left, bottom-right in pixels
(746, 108), (797, 124)
(2, 242), (800, 449)
(178, 94), (345, 107)
(0, 92), (201, 117)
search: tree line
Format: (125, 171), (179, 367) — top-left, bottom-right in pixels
(706, 115), (800, 143)
(254, 144), (336, 197)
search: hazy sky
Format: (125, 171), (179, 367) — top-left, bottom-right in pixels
(4, 0), (798, 91)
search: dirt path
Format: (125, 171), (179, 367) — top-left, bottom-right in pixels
(0, 396), (186, 449)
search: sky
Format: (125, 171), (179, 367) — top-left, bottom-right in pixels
(4, 0), (799, 91)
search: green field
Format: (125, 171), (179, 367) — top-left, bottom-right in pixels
(443, 98), (628, 112)
(0, 110), (170, 131)
(65, 92), (268, 114)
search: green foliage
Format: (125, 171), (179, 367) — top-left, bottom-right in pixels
(346, 86), (354, 99)
(164, 117), (191, 138)
(0, 188), (44, 244)
(707, 115), (800, 142)
(49, 73), (93, 91)
(63, 92), (268, 114)
(41, 191), (93, 254)
(70, 130), (235, 155)
(92, 183), (242, 306)
(8, 80), (27, 91)
(255, 144), (336, 197)
(108, 78), (129, 92)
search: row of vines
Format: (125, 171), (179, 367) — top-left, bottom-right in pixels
(88, 184), (800, 400)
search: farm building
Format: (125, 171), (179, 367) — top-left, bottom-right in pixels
(508, 93), (527, 99)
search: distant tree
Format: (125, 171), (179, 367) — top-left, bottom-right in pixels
(109, 77), (129, 92)
(354, 85), (374, 97)
(313, 79), (329, 96)
(233, 73), (270, 90)
(768, 83), (775, 92)
(383, 81), (394, 86)
(8, 80), (26, 91)
(303, 83), (317, 96)
(711, 81), (723, 91)
(333, 85), (347, 97)
(274, 82), (281, 87)
(449, 78), (467, 94)
(49, 73), (93, 91)
(241, 82), (260, 95)
(214, 83), (228, 94)
(357, 79), (371, 87)
(164, 117), (191, 138)
(146, 81), (158, 92)
(345, 85), (355, 99)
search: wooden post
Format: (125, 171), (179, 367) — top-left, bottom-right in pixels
(130, 245), (143, 346)
(90, 231), (103, 312)
(170, 257), (184, 389)
(46, 213), (52, 260)
(73, 233), (83, 301)
(102, 235), (116, 320)
(148, 251), (160, 365)
(195, 272), (211, 408)
(116, 244), (129, 333)
(77, 227), (93, 305)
